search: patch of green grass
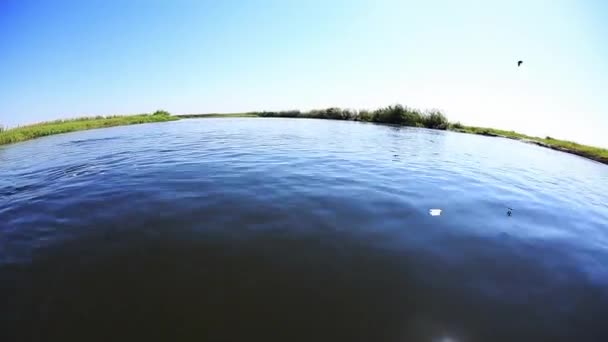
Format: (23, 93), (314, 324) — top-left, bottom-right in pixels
(0, 110), (178, 146)
(452, 125), (608, 163)
(537, 137), (608, 159)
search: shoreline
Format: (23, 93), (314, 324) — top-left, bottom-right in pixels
(450, 127), (608, 165)
(2, 109), (605, 166)
(524, 139), (607, 164)
(178, 112), (608, 165)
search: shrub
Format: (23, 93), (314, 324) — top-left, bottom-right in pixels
(357, 110), (372, 122)
(152, 110), (171, 116)
(402, 109), (424, 126)
(325, 107), (344, 120)
(451, 121), (464, 129)
(257, 110), (301, 118)
(306, 109), (323, 118)
(421, 110), (448, 129)
(280, 110), (301, 117)
(306, 108), (353, 120)
(253, 104), (447, 129)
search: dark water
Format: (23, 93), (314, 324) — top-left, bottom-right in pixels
(1, 118), (607, 341)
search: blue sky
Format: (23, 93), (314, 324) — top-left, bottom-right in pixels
(1, 0), (607, 147)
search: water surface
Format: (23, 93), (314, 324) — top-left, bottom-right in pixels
(1, 118), (607, 341)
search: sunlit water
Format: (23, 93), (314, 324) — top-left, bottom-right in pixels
(1, 118), (607, 341)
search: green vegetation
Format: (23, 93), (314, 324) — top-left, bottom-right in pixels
(252, 104), (450, 129)
(0, 110), (177, 146)
(452, 126), (608, 164)
(450, 121), (464, 129)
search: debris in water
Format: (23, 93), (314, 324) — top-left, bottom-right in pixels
(429, 209), (442, 216)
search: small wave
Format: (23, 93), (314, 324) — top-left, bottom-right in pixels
(0, 184), (40, 198)
(41, 164), (92, 182)
(62, 136), (120, 146)
(4, 164), (100, 197)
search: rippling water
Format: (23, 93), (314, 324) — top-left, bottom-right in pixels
(1, 118), (607, 341)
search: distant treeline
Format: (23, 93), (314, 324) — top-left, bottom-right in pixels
(252, 105), (450, 129)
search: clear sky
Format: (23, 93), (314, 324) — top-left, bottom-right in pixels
(1, 0), (607, 147)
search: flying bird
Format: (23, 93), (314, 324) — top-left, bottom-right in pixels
(517, 60), (523, 67)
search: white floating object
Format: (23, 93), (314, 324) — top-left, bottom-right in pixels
(429, 209), (442, 216)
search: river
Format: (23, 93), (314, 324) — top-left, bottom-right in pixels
(1, 118), (607, 341)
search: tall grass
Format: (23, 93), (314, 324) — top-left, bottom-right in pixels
(0, 110), (177, 146)
(255, 104), (450, 129)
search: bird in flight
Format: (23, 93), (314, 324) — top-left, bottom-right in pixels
(517, 60), (523, 67)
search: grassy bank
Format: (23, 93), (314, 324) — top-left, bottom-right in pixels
(0, 110), (177, 146)
(451, 125), (608, 164)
